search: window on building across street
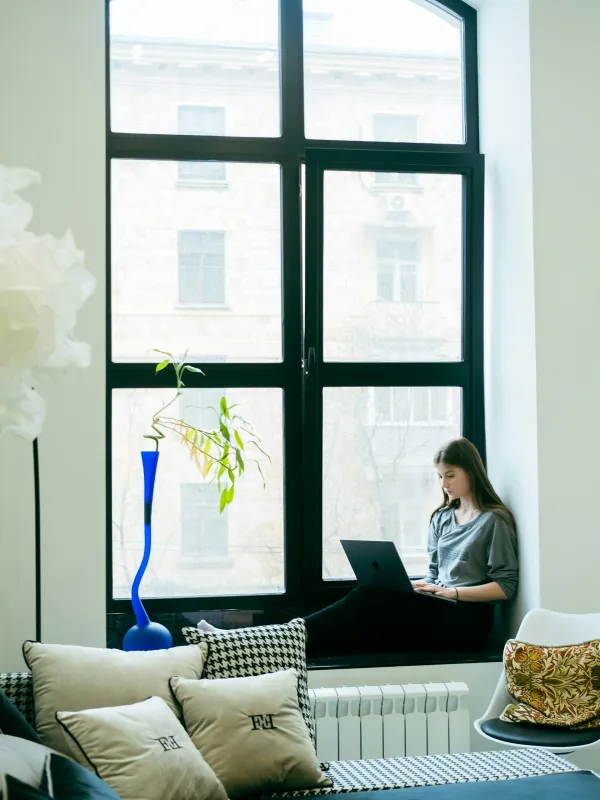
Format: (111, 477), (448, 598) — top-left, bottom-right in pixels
(379, 468), (439, 576)
(108, 0), (483, 631)
(178, 231), (226, 305)
(373, 114), (419, 187)
(376, 235), (420, 302)
(369, 386), (456, 426)
(181, 483), (229, 559)
(303, 11), (333, 46)
(178, 105), (226, 182)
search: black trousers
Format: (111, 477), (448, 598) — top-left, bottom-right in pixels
(304, 585), (494, 658)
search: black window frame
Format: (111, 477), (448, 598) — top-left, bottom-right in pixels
(105, 0), (484, 621)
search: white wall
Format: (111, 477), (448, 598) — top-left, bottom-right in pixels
(0, 0), (106, 668)
(529, 0), (600, 613)
(473, 0), (540, 624)
(475, 0), (600, 618)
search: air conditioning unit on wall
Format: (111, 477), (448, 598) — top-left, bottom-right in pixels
(386, 194), (406, 212)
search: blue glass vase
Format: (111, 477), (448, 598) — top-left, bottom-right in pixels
(122, 451), (173, 651)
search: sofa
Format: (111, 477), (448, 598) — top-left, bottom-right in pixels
(1, 669), (593, 800)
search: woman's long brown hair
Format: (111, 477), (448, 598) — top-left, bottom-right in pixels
(431, 438), (515, 527)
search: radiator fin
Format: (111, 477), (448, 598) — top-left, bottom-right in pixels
(309, 681), (469, 761)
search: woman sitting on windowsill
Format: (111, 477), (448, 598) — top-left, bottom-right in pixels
(199, 438), (518, 658)
(300, 437), (518, 658)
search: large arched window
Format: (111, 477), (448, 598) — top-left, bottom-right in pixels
(106, 0), (483, 642)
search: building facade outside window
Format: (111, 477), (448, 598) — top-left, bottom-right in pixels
(181, 483), (229, 560)
(373, 113), (419, 187)
(178, 230), (226, 305)
(178, 105), (226, 182)
(376, 235), (420, 302)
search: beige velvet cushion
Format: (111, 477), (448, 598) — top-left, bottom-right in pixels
(57, 696), (227, 800)
(171, 669), (331, 798)
(23, 641), (207, 754)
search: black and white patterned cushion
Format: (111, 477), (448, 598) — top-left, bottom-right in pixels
(0, 673), (34, 727)
(181, 618), (315, 742)
(258, 748), (577, 796)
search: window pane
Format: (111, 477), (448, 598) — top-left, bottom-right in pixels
(181, 483), (229, 558)
(373, 387), (390, 422)
(112, 387), (283, 598)
(373, 114), (418, 142)
(110, 0), (280, 137)
(392, 387), (411, 423)
(303, 0), (464, 144)
(412, 387), (430, 423)
(322, 386), (461, 579)
(111, 160), (282, 362)
(179, 387), (225, 432)
(178, 105), (225, 137)
(323, 171), (463, 362)
(179, 161), (226, 182)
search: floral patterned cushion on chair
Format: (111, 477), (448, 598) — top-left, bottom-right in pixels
(501, 638), (600, 729)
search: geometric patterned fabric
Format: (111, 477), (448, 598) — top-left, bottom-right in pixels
(181, 618), (315, 743)
(0, 672), (35, 726)
(258, 749), (578, 796)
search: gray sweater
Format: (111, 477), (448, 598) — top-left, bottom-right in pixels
(425, 506), (519, 600)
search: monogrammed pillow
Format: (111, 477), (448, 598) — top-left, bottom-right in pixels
(22, 641), (207, 754)
(181, 618), (315, 742)
(171, 669), (331, 798)
(56, 696), (227, 800)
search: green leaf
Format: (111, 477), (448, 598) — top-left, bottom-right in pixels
(219, 488), (228, 513)
(185, 365), (205, 375)
(227, 467), (234, 484)
(227, 484), (235, 504)
(234, 430), (244, 450)
(236, 449), (245, 472)
(220, 423), (230, 442)
(155, 359), (170, 372)
(217, 464), (226, 478)
(220, 396), (230, 419)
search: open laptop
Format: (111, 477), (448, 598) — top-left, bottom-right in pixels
(340, 539), (457, 603)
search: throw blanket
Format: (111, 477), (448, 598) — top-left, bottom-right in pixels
(501, 638), (600, 729)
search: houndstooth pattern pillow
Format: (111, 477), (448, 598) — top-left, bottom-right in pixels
(0, 672), (34, 726)
(182, 618), (315, 743)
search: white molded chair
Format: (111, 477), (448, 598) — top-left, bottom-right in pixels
(475, 607), (600, 754)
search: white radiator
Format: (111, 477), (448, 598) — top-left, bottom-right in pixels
(309, 682), (470, 761)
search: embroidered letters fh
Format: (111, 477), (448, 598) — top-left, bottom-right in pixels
(249, 713), (277, 731)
